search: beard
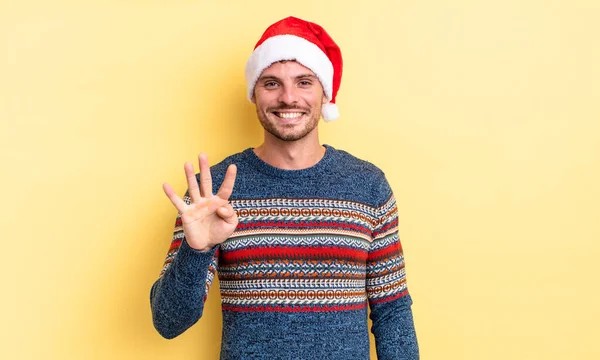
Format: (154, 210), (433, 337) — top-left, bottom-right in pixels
(256, 102), (322, 142)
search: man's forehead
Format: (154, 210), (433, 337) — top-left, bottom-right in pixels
(259, 60), (317, 78)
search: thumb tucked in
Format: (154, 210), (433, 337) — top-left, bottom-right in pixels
(217, 204), (237, 223)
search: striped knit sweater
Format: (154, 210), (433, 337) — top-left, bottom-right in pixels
(150, 145), (419, 359)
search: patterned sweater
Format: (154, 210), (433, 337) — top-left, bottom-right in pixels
(150, 145), (419, 359)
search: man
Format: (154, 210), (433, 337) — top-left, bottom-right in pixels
(150, 16), (419, 359)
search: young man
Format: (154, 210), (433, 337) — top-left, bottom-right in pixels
(150, 16), (419, 359)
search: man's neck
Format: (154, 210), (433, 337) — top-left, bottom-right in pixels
(253, 133), (326, 170)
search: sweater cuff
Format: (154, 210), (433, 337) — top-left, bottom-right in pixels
(171, 238), (218, 286)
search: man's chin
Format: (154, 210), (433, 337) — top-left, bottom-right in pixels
(258, 113), (320, 142)
(265, 127), (310, 142)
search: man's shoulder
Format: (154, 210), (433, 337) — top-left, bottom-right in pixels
(328, 146), (394, 207)
(209, 149), (248, 173)
(330, 146), (386, 180)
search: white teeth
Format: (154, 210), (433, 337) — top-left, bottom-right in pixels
(277, 112), (303, 119)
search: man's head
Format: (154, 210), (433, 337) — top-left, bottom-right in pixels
(245, 17), (343, 123)
(253, 60), (327, 142)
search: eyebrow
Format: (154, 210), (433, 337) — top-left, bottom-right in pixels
(257, 74), (318, 82)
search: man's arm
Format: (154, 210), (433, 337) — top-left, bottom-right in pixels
(150, 203), (220, 339)
(367, 186), (419, 359)
(149, 154), (238, 339)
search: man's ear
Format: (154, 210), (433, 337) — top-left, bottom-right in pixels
(322, 94), (329, 104)
(251, 93), (256, 104)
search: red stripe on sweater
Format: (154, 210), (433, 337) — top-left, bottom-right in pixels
(169, 239), (183, 251)
(367, 242), (402, 261)
(221, 246), (368, 263)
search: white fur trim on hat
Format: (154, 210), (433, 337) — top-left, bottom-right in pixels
(321, 102), (339, 121)
(245, 34), (334, 102)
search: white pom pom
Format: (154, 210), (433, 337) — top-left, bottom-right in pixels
(321, 103), (339, 121)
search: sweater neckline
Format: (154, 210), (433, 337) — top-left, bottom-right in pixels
(242, 144), (336, 179)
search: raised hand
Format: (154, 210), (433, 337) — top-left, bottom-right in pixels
(162, 153), (238, 252)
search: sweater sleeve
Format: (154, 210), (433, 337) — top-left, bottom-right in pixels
(150, 193), (220, 339)
(367, 181), (419, 359)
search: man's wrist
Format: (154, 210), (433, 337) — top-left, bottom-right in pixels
(187, 240), (215, 253)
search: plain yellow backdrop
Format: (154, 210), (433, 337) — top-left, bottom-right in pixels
(1, 1), (599, 359)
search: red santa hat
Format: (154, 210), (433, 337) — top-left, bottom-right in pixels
(245, 16), (343, 121)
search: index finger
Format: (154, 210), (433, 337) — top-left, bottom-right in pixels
(163, 182), (186, 214)
(216, 164), (237, 200)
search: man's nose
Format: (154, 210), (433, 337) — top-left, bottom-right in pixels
(277, 85), (299, 105)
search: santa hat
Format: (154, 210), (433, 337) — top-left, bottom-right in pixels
(245, 16), (343, 121)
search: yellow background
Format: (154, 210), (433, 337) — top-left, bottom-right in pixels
(1, 1), (599, 359)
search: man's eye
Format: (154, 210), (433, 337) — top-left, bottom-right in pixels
(299, 81), (312, 86)
(265, 81), (278, 87)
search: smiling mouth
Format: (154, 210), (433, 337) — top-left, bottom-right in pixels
(273, 111), (305, 119)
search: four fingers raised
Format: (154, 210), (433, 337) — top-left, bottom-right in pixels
(164, 154), (237, 212)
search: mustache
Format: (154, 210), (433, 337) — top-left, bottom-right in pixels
(268, 105), (310, 113)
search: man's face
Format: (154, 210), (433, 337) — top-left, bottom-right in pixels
(253, 61), (328, 142)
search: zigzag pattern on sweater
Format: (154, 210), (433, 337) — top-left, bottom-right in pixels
(213, 196), (408, 312)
